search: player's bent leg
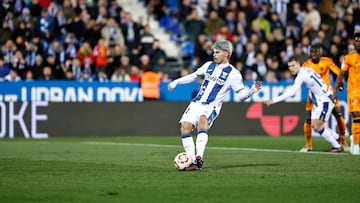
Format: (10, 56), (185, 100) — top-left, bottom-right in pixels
(332, 107), (349, 151)
(180, 122), (196, 161)
(302, 117), (312, 152)
(312, 120), (342, 153)
(194, 115), (208, 169)
(302, 104), (313, 152)
(195, 129), (207, 168)
(332, 108), (346, 139)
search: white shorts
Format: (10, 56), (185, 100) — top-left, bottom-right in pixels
(311, 101), (334, 122)
(179, 102), (221, 129)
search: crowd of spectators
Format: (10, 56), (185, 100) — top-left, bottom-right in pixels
(0, 0), (360, 83)
(151, 0), (360, 83)
(0, 0), (170, 82)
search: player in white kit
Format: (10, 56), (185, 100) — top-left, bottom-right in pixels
(265, 56), (342, 153)
(168, 40), (262, 170)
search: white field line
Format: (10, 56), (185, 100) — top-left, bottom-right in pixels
(82, 142), (347, 156)
(0, 141), (347, 155)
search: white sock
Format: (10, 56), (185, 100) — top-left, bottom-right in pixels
(318, 128), (341, 148)
(196, 130), (208, 159)
(181, 134), (195, 161)
(327, 127), (339, 140)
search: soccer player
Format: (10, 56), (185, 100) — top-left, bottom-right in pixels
(300, 45), (348, 152)
(265, 56), (342, 153)
(333, 32), (360, 155)
(168, 40), (262, 170)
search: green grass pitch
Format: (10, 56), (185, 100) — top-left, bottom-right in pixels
(1, 136), (360, 203)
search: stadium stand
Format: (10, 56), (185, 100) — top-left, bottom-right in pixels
(0, 0), (359, 82)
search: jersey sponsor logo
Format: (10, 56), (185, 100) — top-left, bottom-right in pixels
(220, 71), (229, 79)
(204, 73), (226, 85)
(355, 61), (360, 69)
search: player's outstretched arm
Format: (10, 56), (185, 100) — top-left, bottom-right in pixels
(265, 83), (300, 106)
(253, 81), (262, 91)
(237, 81), (262, 101)
(264, 100), (274, 106)
(168, 84), (174, 91)
(168, 72), (199, 91)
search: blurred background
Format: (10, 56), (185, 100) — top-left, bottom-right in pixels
(0, 0), (357, 138)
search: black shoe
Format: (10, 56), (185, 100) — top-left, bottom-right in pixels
(185, 164), (198, 171)
(195, 156), (203, 169)
(328, 147), (342, 153)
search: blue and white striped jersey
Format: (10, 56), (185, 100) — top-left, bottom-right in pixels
(273, 68), (333, 106)
(170, 61), (245, 107)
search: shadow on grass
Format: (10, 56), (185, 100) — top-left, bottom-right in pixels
(210, 163), (281, 170)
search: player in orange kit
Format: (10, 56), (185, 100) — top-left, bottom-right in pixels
(333, 32), (360, 155)
(300, 44), (349, 152)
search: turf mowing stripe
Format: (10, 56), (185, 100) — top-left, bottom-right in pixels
(82, 142), (347, 155)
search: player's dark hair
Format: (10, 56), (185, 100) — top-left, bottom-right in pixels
(354, 32), (360, 39)
(288, 55), (299, 63)
(310, 44), (321, 50)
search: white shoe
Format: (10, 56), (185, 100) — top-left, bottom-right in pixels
(353, 145), (360, 155)
(338, 135), (350, 152)
(349, 135), (360, 155)
(341, 143), (350, 152)
(299, 146), (312, 152)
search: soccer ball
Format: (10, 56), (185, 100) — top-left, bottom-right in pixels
(174, 152), (193, 171)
